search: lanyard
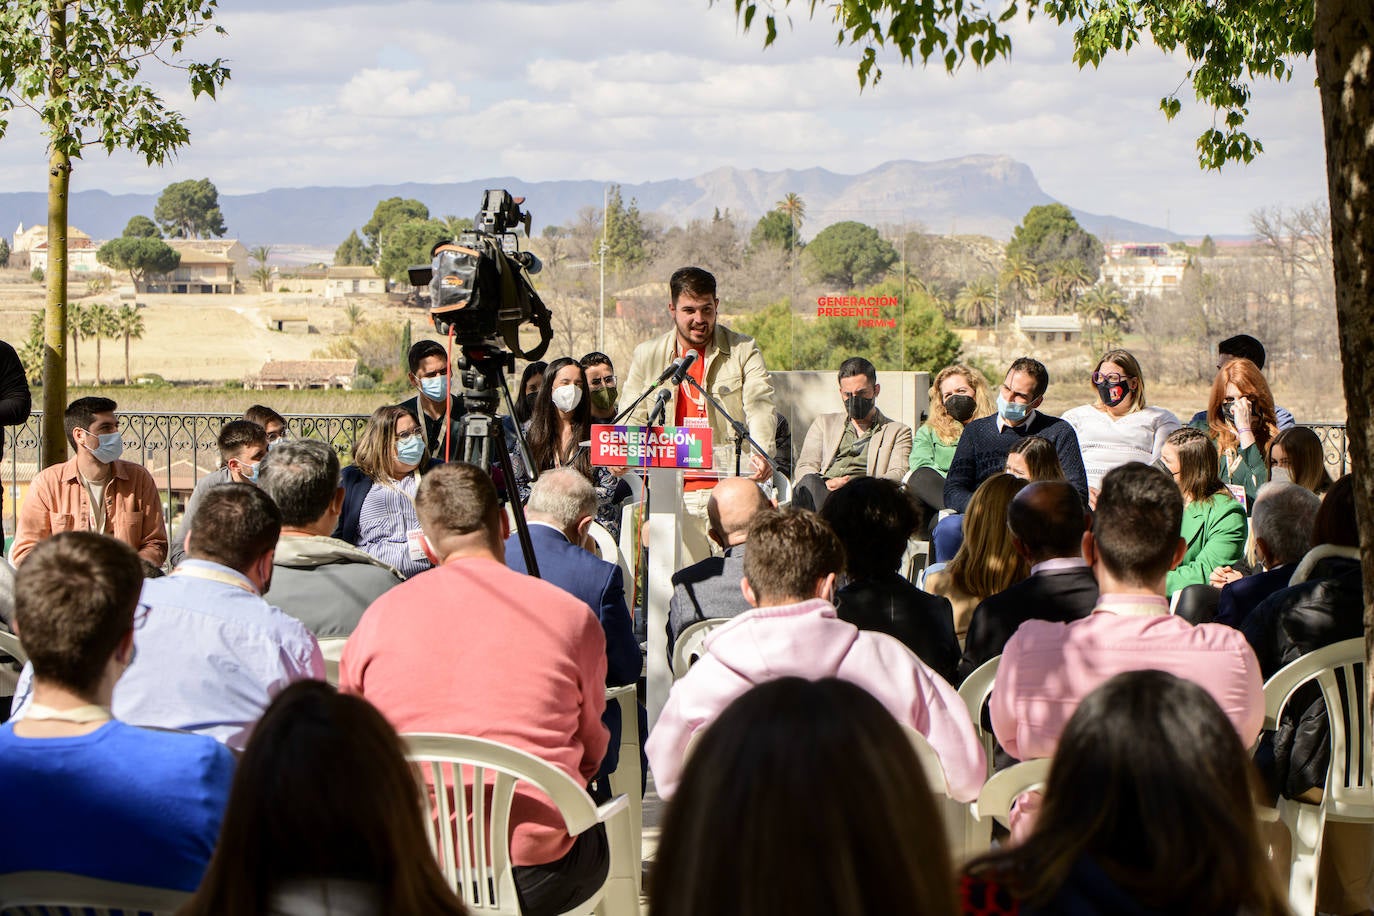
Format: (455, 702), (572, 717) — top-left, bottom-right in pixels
(171, 565), (259, 596)
(27, 702), (111, 724)
(416, 395), (450, 459)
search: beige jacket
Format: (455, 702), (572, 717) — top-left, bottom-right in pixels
(622, 324), (777, 471)
(794, 410), (913, 481)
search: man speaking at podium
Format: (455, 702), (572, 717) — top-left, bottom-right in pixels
(622, 266), (776, 565)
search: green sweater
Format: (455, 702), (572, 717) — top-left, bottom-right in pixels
(1187, 417), (1269, 511)
(1165, 493), (1248, 595)
(910, 424), (960, 474)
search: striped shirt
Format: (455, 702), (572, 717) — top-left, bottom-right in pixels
(357, 473), (430, 579)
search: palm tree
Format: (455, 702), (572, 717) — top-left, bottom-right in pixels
(776, 192), (806, 241)
(343, 300), (366, 331)
(250, 245), (272, 293)
(115, 304), (145, 384)
(1077, 283), (1131, 351)
(68, 302), (89, 385)
(87, 303), (116, 385)
(955, 277), (998, 327)
(999, 253), (1039, 315)
(1044, 259), (1092, 312)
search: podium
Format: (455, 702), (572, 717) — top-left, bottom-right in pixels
(591, 424), (716, 723)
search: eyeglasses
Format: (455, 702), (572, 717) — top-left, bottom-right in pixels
(1091, 372), (1130, 385)
(266, 430), (289, 443)
(396, 429), (425, 443)
(588, 375), (617, 389)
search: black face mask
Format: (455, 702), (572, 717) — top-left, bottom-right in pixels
(521, 391), (539, 416)
(1096, 379), (1130, 408)
(943, 394), (977, 424)
(845, 394), (875, 420)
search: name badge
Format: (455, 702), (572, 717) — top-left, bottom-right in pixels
(406, 529), (429, 563)
(1225, 483), (1248, 512)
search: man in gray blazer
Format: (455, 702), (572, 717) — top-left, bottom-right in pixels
(793, 356), (913, 511)
(667, 477), (770, 657)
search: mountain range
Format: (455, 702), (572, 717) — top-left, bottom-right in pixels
(0, 154), (1180, 252)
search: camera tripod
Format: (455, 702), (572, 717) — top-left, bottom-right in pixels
(453, 340), (540, 578)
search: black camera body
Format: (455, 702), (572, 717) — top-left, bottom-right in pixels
(408, 190), (553, 361)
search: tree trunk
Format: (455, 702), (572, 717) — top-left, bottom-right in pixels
(94, 335), (102, 386)
(69, 328), (79, 386)
(1314, 0), (1374, 668)
(41, 3), (70, 468)
(124, 333), (131, 385)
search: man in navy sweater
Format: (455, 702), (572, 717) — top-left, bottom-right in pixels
(943, 357), (1088, 512)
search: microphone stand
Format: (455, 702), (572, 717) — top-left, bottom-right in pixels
(678, 372), (775, 477)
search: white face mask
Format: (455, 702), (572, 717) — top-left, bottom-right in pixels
(551, 385), (583, 413)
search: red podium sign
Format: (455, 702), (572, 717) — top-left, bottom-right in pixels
(589, 425), (713, 469)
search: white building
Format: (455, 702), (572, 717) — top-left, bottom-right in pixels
(1099, 243), (1189, 299)
(10, 222), (106, 275)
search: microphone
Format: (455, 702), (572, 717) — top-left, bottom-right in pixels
(647, 387), (672, 426)
(654, 350), (698, 385)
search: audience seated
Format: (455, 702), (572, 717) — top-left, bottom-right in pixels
(1189, 357), (1277, 510)
(15, 483), (325, 750)
(505, 468), (642, 795)
(245, 404), (291, 448)
(1160, 427), (1247, 596)
(652, 678), (956, 916)
(1002, 435), (1065, 483)
(963, 670), (1289, 916)
(336, 405), (438, 579)
(793, 356), (913, 511)
(1061, 349), (1180, 499)
(169, 419), (267, 567)
(341, 463), (609, 916)
(908, 363), (995, 535)
(924, 474), (1029, 641)
(1241, 474), (1371, 914)
(0, 533), (234, 892)
(958, 481), (1098, 682)
(12, 396), (167, 567)
(667, 477), (769, 652)
(646, 508), (984, 801)
(819, 477), (959, 684)
(1212, 481), (1319, 628)
(943, 357), (1089, 512)
(1187, 334), (1296, 430)
(1268, 425), (1334, 495)
(179, 681), (466, 915)
(991, 463), (1264, 763)
(258, 439), (403, 637)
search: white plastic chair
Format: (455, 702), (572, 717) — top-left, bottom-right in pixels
(770, 470), (793, 507)
(404, 733), (639, 916)
(1262, 637), (1371, 916)
(972, 757), (1053, 830)
(585, 521), (626, 577)
(670, 618), (727, 679)
(0, 871), (189, 914)
(957, 655), (1000, 779)
(0, 630), (27, 668)
(317, 636), (348, 687)
(604, 684), (642, 892)
(906, 728), (991, 863)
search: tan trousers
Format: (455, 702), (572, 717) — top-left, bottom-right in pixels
(679, 487), (716, 567)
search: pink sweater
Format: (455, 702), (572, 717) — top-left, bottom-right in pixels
(646, 598), (986, 801)
(341, 555), (608, 866)
(991, 600), (1265, 762)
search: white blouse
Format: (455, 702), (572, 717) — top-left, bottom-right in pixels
(1062, 403), (1181, 490)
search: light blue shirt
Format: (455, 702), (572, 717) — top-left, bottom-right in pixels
(357, 473), (430, 578)
(12, 559), (324, 750)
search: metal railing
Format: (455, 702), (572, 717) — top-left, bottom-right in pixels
(1309, 423), (1352, 480)
(3, 412), (370, 536)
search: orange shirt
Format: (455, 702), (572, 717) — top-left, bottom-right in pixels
(673, 345), (714, 490)
(12, 457), (168, 566)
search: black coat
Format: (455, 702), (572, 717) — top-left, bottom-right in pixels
(958, 566), (1100, 683)
(834, 573), (960, 684)
(1243, 549), (1363, 800)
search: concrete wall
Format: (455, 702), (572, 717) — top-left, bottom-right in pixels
(772, 369), (930, 471)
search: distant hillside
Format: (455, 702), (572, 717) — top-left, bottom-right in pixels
(0, 155), (1179, 251)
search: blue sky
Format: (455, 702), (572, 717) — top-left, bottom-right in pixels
(0, 0), (1326, 236)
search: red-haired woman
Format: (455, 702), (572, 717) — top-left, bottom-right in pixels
(1188, 358), (1278, 512)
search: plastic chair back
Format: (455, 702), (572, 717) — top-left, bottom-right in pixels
(905, 728), (990, 862)
(403, 733), (637, 915)
(770, 471), (793, 507)
(0, 630), (27, 668)
(957, 655), (1000, 777)
(0, 871), (189, 915)
(586, 520), (620, 566)
(317, 636), (348, 687)
(604, 684), (642, 891)
(670, 618), (727, 679)
(972, 757), (1053, 830)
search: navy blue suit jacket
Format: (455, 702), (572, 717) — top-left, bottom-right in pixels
(1215, 562), (1296, 629)
(505, 523), (642, 780)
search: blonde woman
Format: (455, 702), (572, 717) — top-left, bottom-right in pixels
(1062, 349), (1179, 500)
(908, 364), (995, 532)
(924, 473), (1030, 640)
(334, 405), (436, 578)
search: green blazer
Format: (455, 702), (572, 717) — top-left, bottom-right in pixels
(1165, 492), (1248, 595)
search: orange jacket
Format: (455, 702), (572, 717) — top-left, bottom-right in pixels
(12, 457), (167, 567)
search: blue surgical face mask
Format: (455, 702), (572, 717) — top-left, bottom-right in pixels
(240, 460), (261, 484)
(420, 374), (448, 401)
(84, 431), (124, 464)
(396, 434), (427, 467)
(996, 394), (1031, 424)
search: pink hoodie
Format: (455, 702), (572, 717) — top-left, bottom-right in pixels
(646, 598), (986, 801)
